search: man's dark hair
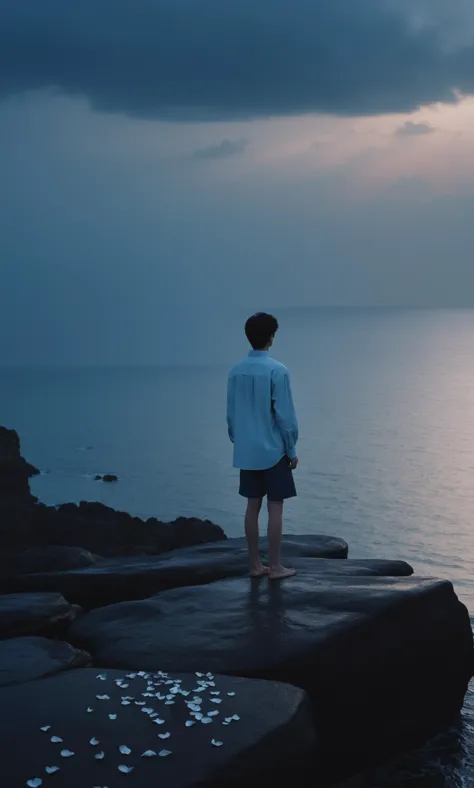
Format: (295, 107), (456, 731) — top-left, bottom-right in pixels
(245, 312), (279, 350)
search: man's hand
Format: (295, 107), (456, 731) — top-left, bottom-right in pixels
(289, 456), (298, 470)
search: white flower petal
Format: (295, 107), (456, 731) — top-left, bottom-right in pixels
(185, 720), (196, 727)
(44, 767), (59, 775)
(26, 779), (42, 787)
(109, 714), (117, 720)
(211, 739), (223, 747)
(142, 750), (157, 757)
(90, 737), (100, 746)
(60, 750), (74, 758)
(119, 745), (131, 755)
(158, 750), (172, 757)
(158, 732), (170, 740)
(50, 736), (63, 743)
(40, 726), (51, 732)
(94, 751), (105, 760)
(118, 765), (134, 774)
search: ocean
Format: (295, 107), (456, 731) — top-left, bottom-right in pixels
(1, 307), (474, 785)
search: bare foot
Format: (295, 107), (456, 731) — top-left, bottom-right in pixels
(268, 566), (296, 580)
(249, 565), (269, 578)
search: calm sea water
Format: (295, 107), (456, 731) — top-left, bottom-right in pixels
(1, 307), (474, 785)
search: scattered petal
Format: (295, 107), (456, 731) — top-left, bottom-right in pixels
(40, 726), (51, 732)
(158, 732), (170, 740)
(185, 720), (196, 727)
(142, 750), (157, 758)
(87, 707), (94, 713)
(45, 767), (59, 775)
(224, 717), (232, 723)
(96, 674), (107, 680)
(121, 700), (131, 706)
(94, 752), (105, 760)
(206, 673), (214, 679)
(187, 704), (201, 712)
(159, 750), (172, 757)
(181, 690), (190, 697)
(227, 692), (236, 697)
(50, 736), (63, 743)
(118, 765), (134, 774)
(211, 739), (223, 747)
(153, 718), (165, 725)
(142, 708), (154, 714)
(164, 701), (175, 706)
(135, 701), (145, 706)
(126, 673), (137, 679)
(119, 745), (131, 755)
(193, 713), (204, 721)
(210, 698), (222, 704)
(90, 738), (100, 746)
(26, 780), (42, 787)
(222, 722), (230, 726)
(60, 750), (74, 758)
(96, 695), (110, 701)
(208, 711), (219, 717)
(201, 717), (213, 724)
(109, 714), (117, 720)
(210, 691), (220, 696)
(196, 672), (204, 677)
(232, 714), (240, 721)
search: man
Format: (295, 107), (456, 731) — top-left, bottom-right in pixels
(227, 312), (299, 580)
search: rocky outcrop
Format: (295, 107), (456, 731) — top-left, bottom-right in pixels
(0, 636), (91, 686)
(7, 543), (411, 609)
(0, 668), (315, 788)
(0, 593), (79, 639)
(32, 502), (226, 556)
(0, 427), (39, 549)
(69, 572), (474, 782)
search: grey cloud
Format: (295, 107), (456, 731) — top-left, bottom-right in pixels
(193, 139), (248, 160)
(1, 0), (474, 120)
(396, 121), (437, 136)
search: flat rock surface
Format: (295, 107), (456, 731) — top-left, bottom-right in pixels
(0, 668), (315, 788)
(0, 636), (91, 686)
(0, 592), (77, 639)
(6, 534), (407, 609)
(70, 572), (473, 781)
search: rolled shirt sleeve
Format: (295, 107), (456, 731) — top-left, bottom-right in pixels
(271, 367), (299, 459)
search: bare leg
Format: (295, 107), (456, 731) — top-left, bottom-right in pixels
(267, 500), (296, 580)
(245, 498), (268, 576)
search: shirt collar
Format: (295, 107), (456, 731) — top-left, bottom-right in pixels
(248, 350), (269, 357)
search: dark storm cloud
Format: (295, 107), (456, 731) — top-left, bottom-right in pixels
(396, 121), (437, 136)
(1, 0), (474, 120)
(193, 139), (248, 160)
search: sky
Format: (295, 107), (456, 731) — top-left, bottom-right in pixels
(2, 0), (474, 363)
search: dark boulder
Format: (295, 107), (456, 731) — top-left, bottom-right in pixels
(69, 572), (474, 782)
(0, 668), (315, 788)
(5, 535), (410, 608)
(0, 636), (91, 687)
(94, 474), (102, 481)
(32, 501), (226, 556)
(0, 592), (78, 639)
(102, 474), (118, 482)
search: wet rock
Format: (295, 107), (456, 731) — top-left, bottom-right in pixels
(0, 546), (101, 578)
(0, 668), (315, 788)
(6, 537), (408, 609)
(0, 593), (78, 639)
(69, 573), (474, 782)
(0, 636), (91, 687)
(102, 474), (118, 482)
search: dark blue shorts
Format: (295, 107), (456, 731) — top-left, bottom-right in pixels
(239, 456), (297, 502)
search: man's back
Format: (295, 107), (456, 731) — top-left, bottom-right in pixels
(227, 350), (298, 471)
